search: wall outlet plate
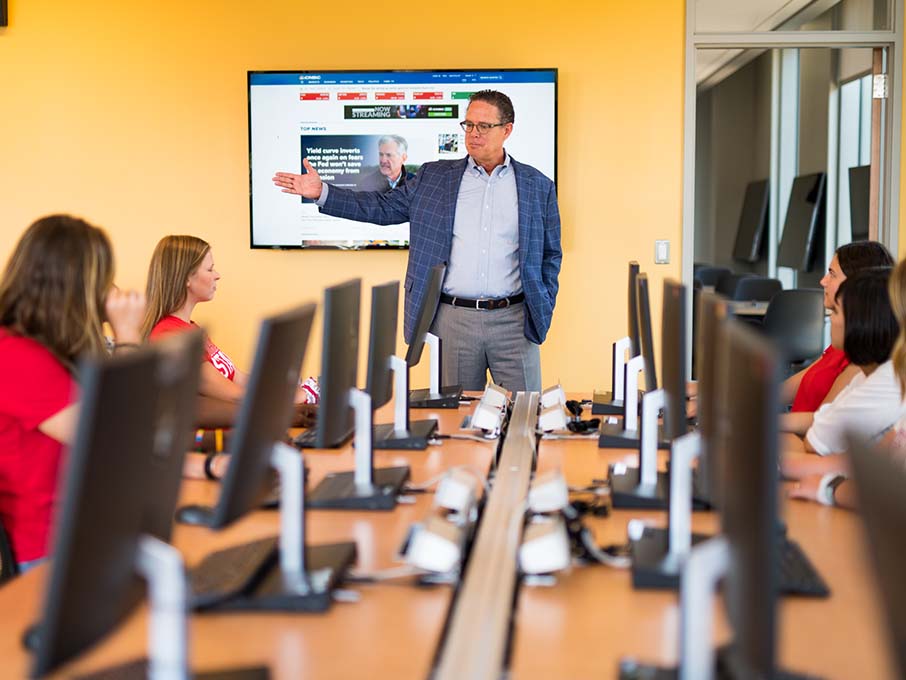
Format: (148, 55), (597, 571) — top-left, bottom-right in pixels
(655, 240), (670, 264)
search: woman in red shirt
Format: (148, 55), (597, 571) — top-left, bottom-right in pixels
(781, 240), (895, 434)
(0, 215), (145, 570)
(142, 235), (318, 410)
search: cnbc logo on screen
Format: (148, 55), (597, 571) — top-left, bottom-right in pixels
(344, 105), (458, 120)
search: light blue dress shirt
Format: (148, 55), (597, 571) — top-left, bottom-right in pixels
(443, 152), (521, 299)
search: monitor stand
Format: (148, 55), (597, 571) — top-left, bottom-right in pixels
(617, 537), (813, 680)
(373, 355), (439, 450)
(592, 336), (634, 416)
(599, 355), (669, 450)
(202, 442), (357, 613)
(309, 388), (411, 510)
(629, 432), (711, 590)
(609, 388), (671, 509)
(74, 536), (269, 679)
(409, 333), (462, 409)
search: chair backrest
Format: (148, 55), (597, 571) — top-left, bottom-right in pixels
(761, 289), (825, 364)
(694, 265), (732, 288)
(734, 276), (783, 303)
(0, 516), (18, 583)
(716, 272), (755, 298)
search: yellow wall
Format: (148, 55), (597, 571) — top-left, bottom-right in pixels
(0, 1), (684, 390)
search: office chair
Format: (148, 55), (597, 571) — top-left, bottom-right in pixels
(0, 517), (18, 583)
(734, 276), (782, 303)
(760, 289), (825, 373)
(693, 265), (731, 288)
(715, 272), (756, 298)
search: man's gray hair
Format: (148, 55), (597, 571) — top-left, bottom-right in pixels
(378, 135), (408, 155)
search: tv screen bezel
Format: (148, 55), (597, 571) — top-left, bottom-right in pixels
(247, 67), (559, 251)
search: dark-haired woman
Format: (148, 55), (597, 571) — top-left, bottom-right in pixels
(780, 240), (895, 434)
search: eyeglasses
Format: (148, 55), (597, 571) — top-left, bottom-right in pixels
(459, 120), (507, 135)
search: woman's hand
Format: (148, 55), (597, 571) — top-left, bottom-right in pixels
(106, 287), (146, 345)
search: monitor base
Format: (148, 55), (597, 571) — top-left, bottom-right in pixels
(591, 389), (624, 416)
(618, 645), (817, 680)
(598, 422), (670, 450)
(73, 659), (270, 679)
(308, 466), (411, 510)
(372, 418), (438, 450)
(409, 385), (463, 409)
(608, 467), (711, 510)
(203, 541), (357, 614)
(630, 526), (711, 590)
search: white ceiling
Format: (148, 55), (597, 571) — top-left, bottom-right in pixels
(695, 0), (839, 86)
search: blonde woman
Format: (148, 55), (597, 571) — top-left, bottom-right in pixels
(143, 235), (318, 415)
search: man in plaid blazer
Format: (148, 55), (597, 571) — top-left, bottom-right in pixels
(274, 90), (561, 392)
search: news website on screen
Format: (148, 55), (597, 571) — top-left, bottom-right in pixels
(249, 69), (557, 249)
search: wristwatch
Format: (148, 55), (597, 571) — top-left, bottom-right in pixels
(817, 472), (846, 506)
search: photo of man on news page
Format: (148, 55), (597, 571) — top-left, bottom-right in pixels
(298, 134), (421, 200)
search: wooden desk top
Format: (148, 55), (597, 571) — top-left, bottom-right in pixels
(0, 401), (494, 679)
(509, 435), (898, 680)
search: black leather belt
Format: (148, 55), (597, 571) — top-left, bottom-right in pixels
(439, 292), (524, 310)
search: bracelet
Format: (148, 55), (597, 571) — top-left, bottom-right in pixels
(195, 429), (205, 450)
(203, 452), (221, 481)
(817, 472), (846, 506)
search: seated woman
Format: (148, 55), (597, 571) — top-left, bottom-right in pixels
(789, 258), (906, 509)
(0, 215), (148, 571)
(142, 235), (317, 426)
(780, 241), (894, 434)
(779, 241), (894, 434)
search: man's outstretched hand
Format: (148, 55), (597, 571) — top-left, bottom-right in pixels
(273, 158), (323, 200)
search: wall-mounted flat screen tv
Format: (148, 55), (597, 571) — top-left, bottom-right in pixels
(248, 68), (557, 249)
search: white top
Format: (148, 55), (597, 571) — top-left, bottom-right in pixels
(806, 360), (906, 456)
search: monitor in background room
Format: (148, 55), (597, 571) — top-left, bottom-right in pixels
(249, 68), (558, 249)
(732, 179), (769, 263)
(32, 350), (161, 677)
(776, 172), (826, 271)
(406, 263), (462, 408)
(366, 281), (438, 449)
(849, 164), (871, 241)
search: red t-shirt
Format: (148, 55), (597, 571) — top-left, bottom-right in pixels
(150, 315), (237, 381)
(790, 345), (851, 413)
(0, 329), (76, 563)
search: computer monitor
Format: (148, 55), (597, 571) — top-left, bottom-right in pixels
(143, 329), (204, 543)
(366, 280), (438, 449)
(847, 434), (906, 677)
(661, 280), (686, 440)
(732, 179), (769, 263)
(306, 280), (410, 509)
(628, 261), (641, 356)
(777, 172), (826, 271)
(718, 319), (783, 677)
(201, 303), (318, 528)
(406, 263), (463, 409)
(636, 273), (657, 392)
(591, 261), (642, 416)
(693, 291), (727, 509)
(311, 279), (361, 449)
(849, 164), (871, 241)
(32, 349), (161, 677)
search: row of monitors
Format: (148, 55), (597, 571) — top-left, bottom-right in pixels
(731, 166), (871, 270)
(27, 266), (450, 676)
(614, 263), (905, 677)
